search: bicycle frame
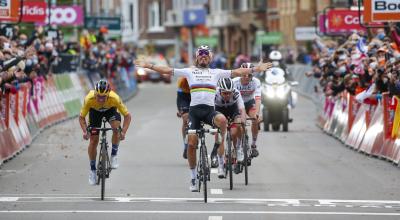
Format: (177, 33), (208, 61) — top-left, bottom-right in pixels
(187, 124), (219, 203)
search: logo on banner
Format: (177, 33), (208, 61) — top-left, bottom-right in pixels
(41, 6), (83, 26)
(364, 0), (400, 22)
(21, 2), (47, 23)
(327, 10), (365, 33)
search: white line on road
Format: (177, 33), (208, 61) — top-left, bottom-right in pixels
(209, 216), (223, 220)
(211, 168), (218, 174)
(210, 189), (223, 195)
(1, 210), (400, 216)
(2, 196), (400, 209)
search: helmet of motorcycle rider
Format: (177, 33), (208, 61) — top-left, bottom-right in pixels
(269, 50), (282, 67)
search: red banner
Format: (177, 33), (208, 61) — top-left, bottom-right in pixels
(21, 1), (47, 23)
(327, 10), (365, 33)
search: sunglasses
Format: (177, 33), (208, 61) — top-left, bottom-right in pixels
(243, 74), (253, 78)
(197, 49), (209, 57)
(221, 91), (232, 95)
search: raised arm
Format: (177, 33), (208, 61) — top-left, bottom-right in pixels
(134, 59), (174, 75)
(231, 62), (273, 77)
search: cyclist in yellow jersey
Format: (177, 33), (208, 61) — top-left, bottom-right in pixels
(176, 77), (191, 159)
(79, 79), (132, 185)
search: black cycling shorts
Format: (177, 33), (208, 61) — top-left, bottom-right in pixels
(176, 92), (191, 113)
(216, 104), (240, 121)
(244, 99), (256, 114)
(89, 107), (121, 135)
(188, 104), (218, 130)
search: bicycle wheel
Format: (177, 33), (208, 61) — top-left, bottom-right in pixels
(100, 144), (107, 200)
(201, 144), (208, 203)
(242, 133), (249, 185)
(226, 133), (233, 190)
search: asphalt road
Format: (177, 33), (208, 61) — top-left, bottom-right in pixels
(1, 82), (400, 220)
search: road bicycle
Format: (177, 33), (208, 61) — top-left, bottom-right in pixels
(187, 122), (219, 203)
(89, 117), (120, 200)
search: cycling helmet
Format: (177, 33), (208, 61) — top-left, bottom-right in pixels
(196, 45), (212, 57)
(95, 79), (111, 96)
(217, 78), (234, 92)
(240, 62), (254, 68)
(269, 50), (282, 61)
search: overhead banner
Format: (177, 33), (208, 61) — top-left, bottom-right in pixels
(364, 0), (400, 22)
(0, 0), (20, 21)
(43, 6), (84, 26)
(21, 1), (47, 23)
(327, 9), (365, 33)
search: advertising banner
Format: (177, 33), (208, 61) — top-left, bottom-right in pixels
(364, 0), (400, 22)
(21, 1), (47, 23)
(327, 9), (365, 33)
(0, 0), (20, 21)
(44, 5), (83, 26)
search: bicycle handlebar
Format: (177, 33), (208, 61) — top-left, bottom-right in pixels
(187, 128), (219, 135)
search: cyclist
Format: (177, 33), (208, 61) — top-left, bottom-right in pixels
(79, 79), (132, 185)
(212, 77), (246, 174)
(176, 77), (191, 159)
(135, 45), (272, 192)
(233, 63), (262, 157)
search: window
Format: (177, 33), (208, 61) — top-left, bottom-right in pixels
(148, 0), (165, 32)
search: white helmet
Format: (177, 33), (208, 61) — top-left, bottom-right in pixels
(217, 77), (234, 92)
(269, 50), (282, 61)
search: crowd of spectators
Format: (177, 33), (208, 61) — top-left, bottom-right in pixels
(306, 23), (400, 104)
(80, 28), (136, 85)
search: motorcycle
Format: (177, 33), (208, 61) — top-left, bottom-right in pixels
(261, 67), (298, 132)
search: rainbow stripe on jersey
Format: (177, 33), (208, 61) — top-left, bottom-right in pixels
(190, 84), (216, 94)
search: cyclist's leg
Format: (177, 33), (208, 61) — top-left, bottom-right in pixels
(88, 110), (102, 169)
(187, 106), (200, 189)
(106, 108), (122, 157)
(245, 99), (259, 147)
(88, 110), (101, 184)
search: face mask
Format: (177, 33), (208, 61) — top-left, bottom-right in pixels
(339, 54), (347, 60)
(383, 77), (389, 83)
(19, 40), (27, 45)
(339, 66), (346, 73)
(272, 61), (279, 67)
(369, 62), (377, 69)
(351, 53), (361, 60)
(377, 33), (385, 40)
(25, 59), (32, 66)
(92, 47), (98, 53)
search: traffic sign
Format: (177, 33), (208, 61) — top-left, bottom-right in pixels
(183, 9), (206, 26)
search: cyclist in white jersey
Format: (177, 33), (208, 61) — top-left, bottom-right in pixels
(233, 62), (262, 157)
(135, 46), (272, 192)
(212, 77), (246, 174)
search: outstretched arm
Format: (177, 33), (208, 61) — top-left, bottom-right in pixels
(135, 59), (174, 75)
(231, 62), (273, 77)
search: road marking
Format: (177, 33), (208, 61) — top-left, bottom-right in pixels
(0, 197), (18, 202)
(1, 196), (400, 209)
(211, 168), (218, 174)
(1, 210), (400, 216)
(209, 216), (222, 220)
(210, 189), (223, 195)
